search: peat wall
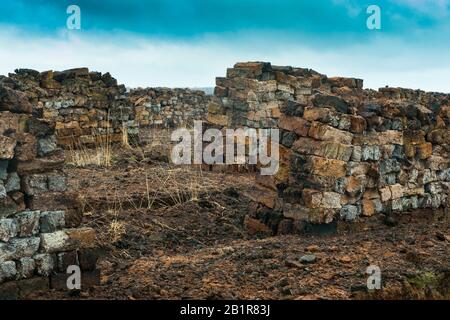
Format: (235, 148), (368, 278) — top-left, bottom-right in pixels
(0, 82), (98, 298)
(207, 62), (450, 234)
(3, 68), (211, 147)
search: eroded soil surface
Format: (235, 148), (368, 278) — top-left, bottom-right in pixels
(36, 147), (449, 300)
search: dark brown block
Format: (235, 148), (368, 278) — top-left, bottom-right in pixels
(0, 282), (19, 300)
(78, 248), (99, 271)
(58, 251), (79, 272)
(17, 277), (50, 298)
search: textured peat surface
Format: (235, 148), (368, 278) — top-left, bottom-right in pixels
(33, 152), (449, 300)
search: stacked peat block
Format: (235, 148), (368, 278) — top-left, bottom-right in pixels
(4, 69), (212, 148)
(6, 68), (131, 147)
(208, 62), (450, 234)
(0, 82), (99, 299)
(128, 87), (210, 128)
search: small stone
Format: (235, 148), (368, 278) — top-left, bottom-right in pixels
(380, 159), (401, 175)
(40, 231), (74, 253)
(0, 261), (17, 283)
(400, 197), (415, 211)
(16, 257), (35, 279)
(422, 170), (436, 184)
(392, 145), (406, 160)
(280, 100), (305, 117)
(7, 237), (41, 260)
(362, 145), (381, 161)
(34, 253), (55, 276)
(339, 256), (352, 263)
(362, 199), (376, 217)
(285, 259), (303, 268)
(0, 218), (18, 242)
(37, 135), (58, 156)
(340, 205), (360, 221)
(345, 175), (366, 198)
(308, 156), (347, 178)
(14, 133), (37, 161)
(303, 189), (341, 209)
(0, 135), (16, 160)
(437, 168), (450, 181)
(0, 86), (33, 114)
(389, 184), (403, 200)
(334, 177), (347, 194)
(22, 174), (48, 196)
(313, 94), (349, 114)
(306, 245), (319, 252)
(281, 131), (297, 148)
(383, 173), (397, 185)
(15, 211), (41, 237)
(50, 269), (100, 290)
(350, 116), (367, 133)
(274, 277), (290, 288)
(206, 113), (228, 127)
(0, 182), (6, 200)
(278, 114), (310, 136)
(4, 172), (20, 193)
(0, 192), (25, 219)
(303, 107), (333, 122)
(40, 211), (65, 233)
(380, 187), (392, 202)
(425, 182), (443, 195)
(351, 146), (362, 162)
(300, 254), (317, 264)
(0, 111), (20, 136)
(0, 242), (9, 261)
(416, 142), (432, 159)
(391, 198), (404, 211)
(308, 122), (353, 145)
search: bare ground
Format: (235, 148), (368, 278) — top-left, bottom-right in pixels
(35, 143), (450, 300)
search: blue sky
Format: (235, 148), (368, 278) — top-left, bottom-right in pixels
(0, 0), (449, 91)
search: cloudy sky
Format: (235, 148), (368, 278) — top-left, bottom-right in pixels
(0, 0), (449, 92)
